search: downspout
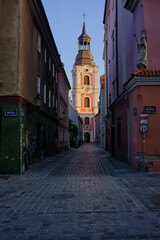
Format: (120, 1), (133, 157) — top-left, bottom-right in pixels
(115, 0), (119, 97)
(127, 97), (130, 163)
(111, 0), (119, 157)
(111, 107), (115, 156)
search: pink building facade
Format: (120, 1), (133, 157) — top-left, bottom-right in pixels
(103, 0), (160, 172)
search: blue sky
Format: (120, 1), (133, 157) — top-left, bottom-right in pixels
(41, 0), (105, 93)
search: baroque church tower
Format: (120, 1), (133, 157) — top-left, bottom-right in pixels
(72, 21), (98, 142)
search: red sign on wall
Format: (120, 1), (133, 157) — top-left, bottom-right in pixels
(140, 112), (148, 119)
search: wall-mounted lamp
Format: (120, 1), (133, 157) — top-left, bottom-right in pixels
(34, 93), (43, 107)
(59, 111), (66, 121)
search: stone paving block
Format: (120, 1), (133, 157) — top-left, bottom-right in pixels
(0, 144), (160, 239)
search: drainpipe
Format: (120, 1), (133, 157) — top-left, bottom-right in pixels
(127, 96), (130, 163)
(115, 0), (119, 98)
(110, 0), (118, 157)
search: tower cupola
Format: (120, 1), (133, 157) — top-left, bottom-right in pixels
(75, 22), (95, 66)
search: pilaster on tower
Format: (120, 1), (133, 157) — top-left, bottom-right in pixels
(72, 21), (98, 143)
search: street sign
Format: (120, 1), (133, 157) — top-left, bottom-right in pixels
(140, 125), (148, 133)
(140, 119), (148, 125)
(144, 106), (156, 114)
(140, 112), (148, 119)
(4, 109), (17, 117)
(133, 107), (137, 116)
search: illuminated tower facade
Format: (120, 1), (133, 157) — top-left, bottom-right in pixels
(72, 22), (98, 142)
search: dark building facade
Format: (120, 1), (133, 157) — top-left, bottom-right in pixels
(0, 0), (70, 174)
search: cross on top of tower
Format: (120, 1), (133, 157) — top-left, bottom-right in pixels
(83, 13), (86, 21)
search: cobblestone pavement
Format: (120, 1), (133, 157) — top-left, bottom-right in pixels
(0, 144), (160, 240)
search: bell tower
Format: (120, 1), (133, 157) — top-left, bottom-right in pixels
(72, 21), (98, 142)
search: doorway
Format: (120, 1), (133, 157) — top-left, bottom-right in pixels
(84, 132), (90, 143)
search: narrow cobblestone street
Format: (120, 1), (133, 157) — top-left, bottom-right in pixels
(0, 144), (160, 240)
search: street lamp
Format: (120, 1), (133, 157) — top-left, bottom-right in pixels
(59, 110), (66, 121)
(34, 93), (43, 107)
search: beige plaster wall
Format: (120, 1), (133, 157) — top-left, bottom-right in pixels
(0, 0), (20, 95)
(19, 0), (38, 104)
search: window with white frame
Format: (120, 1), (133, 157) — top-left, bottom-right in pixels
(49, 90), (51, 108)
(44, 83), (46, 104)
(38, 32), (41, 53)
(44, 48), (47, 63)
(37, 75), (40, 94)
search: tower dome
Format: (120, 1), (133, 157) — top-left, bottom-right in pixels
(75, 22), (96, 66)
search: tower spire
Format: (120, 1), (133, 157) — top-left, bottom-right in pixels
(82, 21), (87, 35)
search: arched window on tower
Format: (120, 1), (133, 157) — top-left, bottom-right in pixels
(84, 75), (90, 85)
(84, 41), (87, 50)
(84, 97), (90, 108)
(85, 117), (89, 125)
(87, 42), (90, 50)
(80, 42), (82, 50)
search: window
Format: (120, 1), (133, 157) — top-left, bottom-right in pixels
(84, 97), (90, 108)
(44, 83), (46, 104)
(56, 70), (58, 83)
(37, 75), (40, 94)
(85, 117), (89, 125)
(49, 57), (51, 71)
(112, 0), (114, 10)
(84, 75), (90, 85)
(84, 41), (87, 50)
(52, 63), (55, 77)
(38, 32), (41, 53)
(60, 82), (61, 93)
(80, 42), (83, 50)
(49, 90), (51, 108)
(52, 94), (55, 107)
(44, 48), (47, 63)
